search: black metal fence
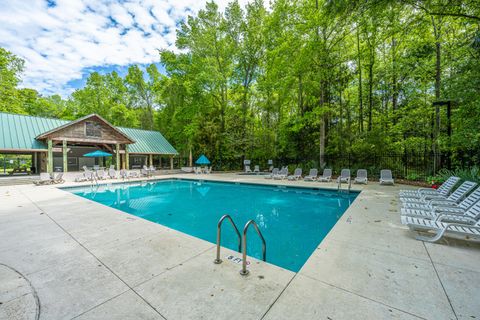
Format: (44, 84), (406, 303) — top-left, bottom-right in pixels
(188, 153), (450, 181)
(173, 151), (478, 181)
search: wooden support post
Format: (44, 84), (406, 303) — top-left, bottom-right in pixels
(149, 154), (153, 167)
(47, 139), (53, 174)
(125, 145), (129, 169)
(170, 156), (174, 170)
(62, 140), (68, 173)
(116, 144), (120, 170)
(33, 152), (37, 174)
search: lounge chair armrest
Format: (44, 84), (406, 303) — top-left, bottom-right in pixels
(430, 200), (457, 207)
(445, 222), (480, 231)
(418, 188), (435, 194)
(432, 206), (463, 214)
(436, 214), (475, 224)
(420, 194), (442, 201)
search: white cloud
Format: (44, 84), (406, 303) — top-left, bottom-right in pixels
(0, 0), (255, 97)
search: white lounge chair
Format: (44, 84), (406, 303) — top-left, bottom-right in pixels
(337, 169), (350, 184)
(129, 171), (139, 178)
(194, 167), (202, 174)
(379, 169), (394, 185)
(149, 165), (156, 176)
(354, 169), (368, 184)
(253, 165), (260, 174)
(33, 173), (53, 185)
(245, 165), (252, 173)
(304, 169), (318, 181)
(141, 165), (149, 177)
(317, 169), (332, 182)
(273, 167), (288, 180)
(52, 172), (64, 184)
(108, 168), (117, 179)
(119, 169), (129, 179)
(399, 176), (460, 198)
(402, 180), (477, 205)
(401, 214), (480, 243)
(287, 168), (302, 181)
(84, 171), (94, 181)
(96, 169), (107, 180)
(402, 190), (480, 221)
(205, 166), (212, 174)
(265, 168), (278, 179)
(75, 173), (87, 182)
(403, 181), (477, 208)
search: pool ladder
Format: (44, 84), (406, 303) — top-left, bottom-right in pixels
(213, 214), (267, 276)
(337, 178), (352, 193)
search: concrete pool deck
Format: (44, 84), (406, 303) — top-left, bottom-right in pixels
(0, 173), (479, 319)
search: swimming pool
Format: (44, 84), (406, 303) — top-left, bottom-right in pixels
(66, 179), (358, 272)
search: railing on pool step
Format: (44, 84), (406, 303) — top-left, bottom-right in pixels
(214, 215), (242, 264)
(213, 215), (267, 277)
(239, 220), (266, 276)
(337, 178), (352, 193)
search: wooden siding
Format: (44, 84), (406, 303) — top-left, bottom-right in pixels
(40, 118), (132, 144)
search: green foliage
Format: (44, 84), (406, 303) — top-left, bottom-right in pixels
(0, 0), (479, 171)
(437, 166), (480, 184)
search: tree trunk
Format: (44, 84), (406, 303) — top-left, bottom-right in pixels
(368, 47), (374, 132)
(356, 27), (364, 133)
(319, 81), (326, 168)
(391, 37), (398, 125)
(431, 16), (442, 172)
(298, 74), (303, 114)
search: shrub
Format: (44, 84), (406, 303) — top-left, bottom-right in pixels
(436, 166), (480, 184)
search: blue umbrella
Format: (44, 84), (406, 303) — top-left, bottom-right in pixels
(195, 155), (210, 165)
(83, 150), (112, 157)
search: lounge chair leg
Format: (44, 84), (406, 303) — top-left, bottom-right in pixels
(415, 229), (446, 243)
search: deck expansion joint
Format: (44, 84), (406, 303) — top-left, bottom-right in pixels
(423, 242), (459, 320)
(259, 272), (298, 320)
(301, 273), (427, 320)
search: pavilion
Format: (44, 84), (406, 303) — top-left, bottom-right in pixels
(0, 112), (178, 174)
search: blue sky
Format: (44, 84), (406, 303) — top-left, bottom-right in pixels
(0, 0), (249, 97)
(65, 63), (166, 90)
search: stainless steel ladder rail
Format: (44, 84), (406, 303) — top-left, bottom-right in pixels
(213, 215), (242, 264)
(240, 220), (266, 276)
(337, 178), (351, 194)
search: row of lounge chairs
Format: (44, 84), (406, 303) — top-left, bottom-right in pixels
(245, 165), (263, 173)
(75, 165), (156, 182)
(264, 168), (395, 185)
(33, 172), (65, 185)
(194, 167), (212, 174)
(400, 176), (480, 242)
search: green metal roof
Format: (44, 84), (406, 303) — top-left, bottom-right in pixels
(119, 127), (178, 155)
(0, 112), (178, 155)
(0, 112), (68, 150)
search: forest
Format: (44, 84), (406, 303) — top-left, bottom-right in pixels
(1, 0), (479, 178)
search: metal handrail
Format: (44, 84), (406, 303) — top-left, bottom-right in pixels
(213, 215), (242, 264)
(240, 220), (266, 276)
(337, 177), (351, 194)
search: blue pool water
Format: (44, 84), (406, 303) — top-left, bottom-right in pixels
(66, 179), (358, 272)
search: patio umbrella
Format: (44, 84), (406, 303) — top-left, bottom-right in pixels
(83, 150), (112, 157)
(195, 155), (210, 165)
